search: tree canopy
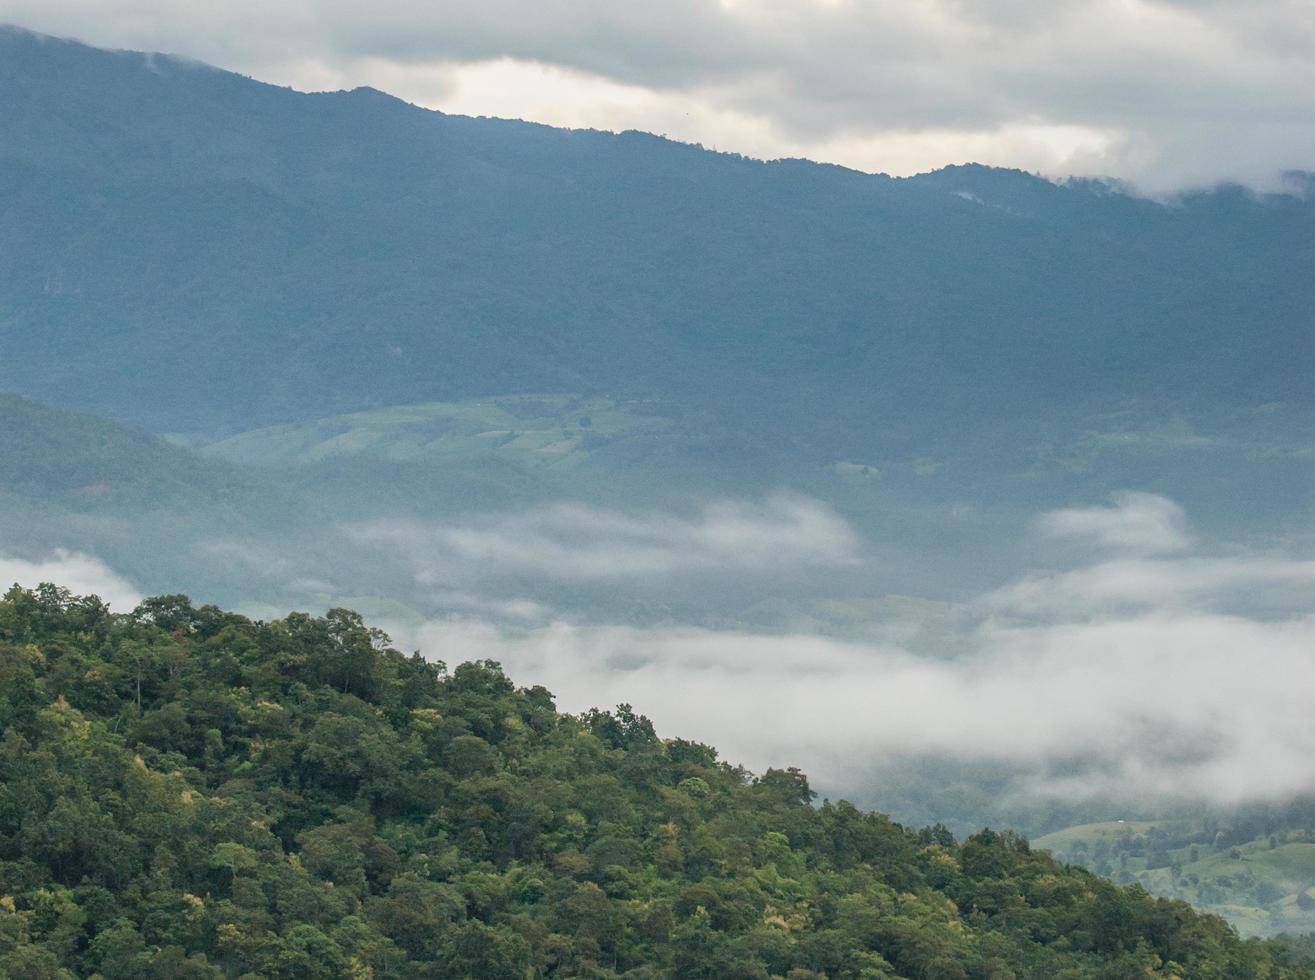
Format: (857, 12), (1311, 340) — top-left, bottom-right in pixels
(0, 583), (1309, 978)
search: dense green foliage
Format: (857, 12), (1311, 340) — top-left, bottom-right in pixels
(0, 585), (1309, 978)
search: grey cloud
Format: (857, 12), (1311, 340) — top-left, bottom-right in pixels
(318, 0), (762, 84)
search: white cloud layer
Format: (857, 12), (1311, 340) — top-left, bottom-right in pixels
(0, 548), (142, 610)
(4, 0), (1312, 190)
(351, 494), (861, 584)
(1035, 490), (1192, 555)
(397, 581), (1315, 809)
(986, 555), (1315, 619)
(371, 491), (1315, 809)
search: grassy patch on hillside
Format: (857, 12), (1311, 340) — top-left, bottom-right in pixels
(1037, 820), (1315, 937)
(203, 395), (675, 470)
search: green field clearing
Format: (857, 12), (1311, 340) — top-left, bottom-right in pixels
(203, 394), (675, 469)
(1037, 821), (1315, 937)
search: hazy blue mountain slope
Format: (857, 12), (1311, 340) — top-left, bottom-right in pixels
(0, 394), (259, 510)
(0, 394), (324, 602)
(1, 26), (1310, 464)
(196, 391), (1315, 537)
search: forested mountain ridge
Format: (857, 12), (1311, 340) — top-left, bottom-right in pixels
(1, 25), (1310, 458)
(0, 583), (1311, 978)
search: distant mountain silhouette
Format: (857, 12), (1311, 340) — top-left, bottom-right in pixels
(0, 26), (1310, 476)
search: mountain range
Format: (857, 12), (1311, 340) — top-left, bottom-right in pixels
(1, 26), (1310, 456)
(1, 26), (1313, 894)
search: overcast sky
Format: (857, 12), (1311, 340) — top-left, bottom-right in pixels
(3, 0), (1311, 191)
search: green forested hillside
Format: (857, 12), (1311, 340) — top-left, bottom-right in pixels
(0, 585), (1308, 978)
